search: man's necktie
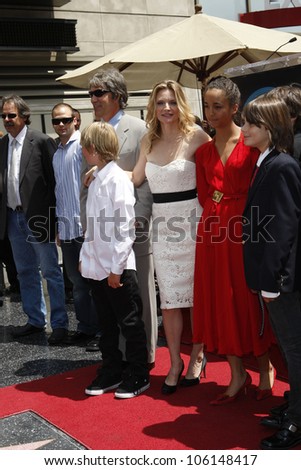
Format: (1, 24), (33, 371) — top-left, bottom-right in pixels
(7, 139), (20, 210)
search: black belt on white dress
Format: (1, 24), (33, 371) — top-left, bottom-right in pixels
(152, 188), (197, 204)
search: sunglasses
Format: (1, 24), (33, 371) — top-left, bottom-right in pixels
(88, 89), (110, 98)
(1, 113), (17, 119)
(52, 117), (74, 125)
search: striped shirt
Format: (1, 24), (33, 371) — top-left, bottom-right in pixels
(52, 130), (83, 240)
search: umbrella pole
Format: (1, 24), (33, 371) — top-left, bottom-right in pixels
(194, 75), (206, 120)
(196, 85), (204, 120)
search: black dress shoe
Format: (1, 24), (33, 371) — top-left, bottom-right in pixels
(85, 336), (100, 352)
(11, 323), (45, 337)
(64, 331), (94, 345)
(260, 412), (288, 429)
(270, 400), (289, 417)
(48, 328), (68, 345)
(283, 390), (290, 401)
(261, 422), (301, 450)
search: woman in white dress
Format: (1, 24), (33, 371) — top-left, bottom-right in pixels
(132, 80), (210, 394)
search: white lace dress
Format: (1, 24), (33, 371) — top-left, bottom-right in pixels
(146, 159), (202, 309)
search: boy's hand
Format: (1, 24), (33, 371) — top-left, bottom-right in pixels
(262, 296), (276, 304)
(108, 272), (123, 289)
(125, 170), (133, 180)
(84, 166), (97, 187)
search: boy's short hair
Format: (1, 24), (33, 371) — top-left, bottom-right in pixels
(242, 94), (294, 155)
(80, 121), (119, 162)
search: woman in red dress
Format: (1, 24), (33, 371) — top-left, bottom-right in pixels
(193, 77), (275, 404)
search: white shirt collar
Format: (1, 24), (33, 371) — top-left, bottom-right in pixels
(8, 125), (27, 146)
(93, 160), (115, 181)
(257, 147), (274, 167)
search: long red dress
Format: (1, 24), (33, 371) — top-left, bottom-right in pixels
(193, 134), (274, 357)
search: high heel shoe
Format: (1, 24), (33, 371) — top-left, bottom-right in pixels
(180, 355), (207, 387)
(161, 361), (184, 395)
(210, 371), (252, 405)
(256, 368), (276, 401)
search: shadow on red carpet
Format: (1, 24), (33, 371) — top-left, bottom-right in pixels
(0, 345), (292, 450)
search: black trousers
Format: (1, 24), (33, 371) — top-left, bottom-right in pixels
(90, 270), (148, 379)
(267, 291), (301, 427)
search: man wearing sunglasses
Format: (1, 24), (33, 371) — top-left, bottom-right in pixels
(51, 103), (100, 351)
(80, 68), (157, 377)
(0, 95), (69, 343)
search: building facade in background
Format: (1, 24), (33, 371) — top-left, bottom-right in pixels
(0, 0), (195, 135)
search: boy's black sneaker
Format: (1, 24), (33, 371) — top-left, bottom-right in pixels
(85, 374), (122, 396)
(115, 375), (150, 399)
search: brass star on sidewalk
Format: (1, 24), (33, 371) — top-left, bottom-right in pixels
(0, 439), (54, 450)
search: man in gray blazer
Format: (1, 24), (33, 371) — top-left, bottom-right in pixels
(81, 68), (157, 367)
(0, 95), (68, 344)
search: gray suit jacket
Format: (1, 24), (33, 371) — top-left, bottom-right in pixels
(80, 113), (153, 256)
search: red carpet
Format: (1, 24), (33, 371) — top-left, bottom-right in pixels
(0, 346), (290, 450)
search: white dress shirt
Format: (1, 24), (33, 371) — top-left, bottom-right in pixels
(7, 126), (27, 209)
(80, 161), (136, 281)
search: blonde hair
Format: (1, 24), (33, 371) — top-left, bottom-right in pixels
(145, 80), (196, 153)
(80, 121), (119, 162)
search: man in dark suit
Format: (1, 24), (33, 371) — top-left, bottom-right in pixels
(242, 94), (301, 450)
(0, 95), (68, 344)
(80, 68), (157, 369)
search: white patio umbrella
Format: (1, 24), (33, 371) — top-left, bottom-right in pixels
(57, 11), (301, 90)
